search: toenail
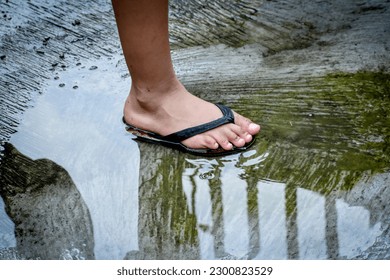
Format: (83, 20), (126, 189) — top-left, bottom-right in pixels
(249, 123), (260, 131)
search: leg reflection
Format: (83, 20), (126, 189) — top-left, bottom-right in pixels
(133, 143), (200, 259)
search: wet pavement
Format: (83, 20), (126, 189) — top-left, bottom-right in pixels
(1, 0), (390, 260)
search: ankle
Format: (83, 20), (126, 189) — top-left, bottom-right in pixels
(131, 72), (180, 94)
(130, 76), (184, 110)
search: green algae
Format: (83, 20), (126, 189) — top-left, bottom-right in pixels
(238, 71), (390, 194)
(136, 147), (200, 259)
(134, 71), (390, 258)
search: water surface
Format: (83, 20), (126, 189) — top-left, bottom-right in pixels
(1, 0), (389, 260)
(2, 55), (388, 259)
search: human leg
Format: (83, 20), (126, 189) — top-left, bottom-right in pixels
(112, 0), (260, 151)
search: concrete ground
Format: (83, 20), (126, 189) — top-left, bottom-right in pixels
(1, 0), (389, 260)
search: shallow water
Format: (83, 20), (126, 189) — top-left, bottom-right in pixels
(133, 77), (390, 259)
(1, 56), (140, 259)
(1, 0), (390, 260)
(1, 49), (389, 259)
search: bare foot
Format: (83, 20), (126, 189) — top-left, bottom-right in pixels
(123, 79), (260, 151)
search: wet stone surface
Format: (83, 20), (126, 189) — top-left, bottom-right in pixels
(1, 0), (390, 259)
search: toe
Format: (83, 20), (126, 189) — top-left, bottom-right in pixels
(248, 122), (261, 135)
(233, 112), (260, 136)
(203, 135), (219, 150)
(183, 134), (218, 150)
(231, 136), (246, 147)
(214, 134), (233, 150)
(226, 128), (246, 148)
(212, 124), (244, 150)
(230, 123), (253, 144)
(180, 112), (258, 151)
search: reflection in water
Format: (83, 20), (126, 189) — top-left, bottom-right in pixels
(130, 145), (199, 260)
(134, 141), (387, 259)
(336, 199), (382, 258)
(0, 58), (140, 259)
(0, 193), (16, 249)
(1, 70), (389, 260)
(1, 118), (386, 259)
(298, 189), (327, 259)
(257, 181), (287, 259)
(1, 0), (389, 261)
(325, 196), (339, 259)
(181, 154), (291, 259)
(0, 143), (94, 260)
(1, 56), (388, 260)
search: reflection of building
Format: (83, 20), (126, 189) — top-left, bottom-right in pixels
(1, 0), (389, 261)
(135, 144), (388, 260)
(2, 140), (388, 260)
(182, 156), (386, 260)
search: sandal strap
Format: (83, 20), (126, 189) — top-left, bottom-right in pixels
(162, 104), (234, 143)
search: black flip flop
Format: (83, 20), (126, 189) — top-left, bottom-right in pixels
(123, 104), (256, 157)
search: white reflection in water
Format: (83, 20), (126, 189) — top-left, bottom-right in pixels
(194, 179), (215, 260)
(1, 54), (384, 259)
(6, 57), (139, 259)
(297, 188), (327, 259)
(256, 181), (288, 259)
(183, 157), (383, 260)
(337, 199), (382, 258)
(221, 160), (249, 258)
(0, 198), (16, 249)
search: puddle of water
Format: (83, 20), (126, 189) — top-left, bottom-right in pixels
(135, 143), (387, 259)
(1, 46), (389, 260)
(1, 56), (140, 259)
(131, 69), (390, 260)
(0, 198), (15, 249)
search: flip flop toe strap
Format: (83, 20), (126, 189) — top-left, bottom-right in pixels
(162, 104), (234, 143)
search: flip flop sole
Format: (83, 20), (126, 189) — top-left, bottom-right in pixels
(126, 125), (256, 157)
(123, 103), (257, 157)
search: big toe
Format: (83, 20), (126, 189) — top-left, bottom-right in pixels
(248, 122), (261, 135)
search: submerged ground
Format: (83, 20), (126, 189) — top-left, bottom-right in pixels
(0, 0), (389, 259)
